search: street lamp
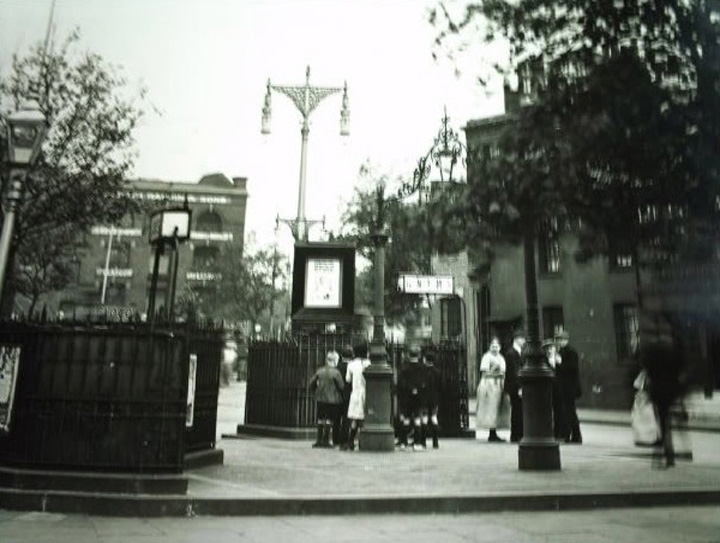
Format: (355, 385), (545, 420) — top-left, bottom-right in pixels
(398, 107), (465, 203)
(0, 101), (48, 310)
(359, 182), (395, 452)
(261, 66), (349, 242)
(518, 219), (561, 470)
(147, 199), (192, 324)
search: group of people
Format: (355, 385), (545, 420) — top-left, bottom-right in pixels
(307, 344), (370, 451)
(308, 343), (443, 452)
(475, 329), (583, 444)
(394, 344), (442, 451)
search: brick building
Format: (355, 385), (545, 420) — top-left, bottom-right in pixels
(441, 84), (719, 409)
(43, 173), (248, 319)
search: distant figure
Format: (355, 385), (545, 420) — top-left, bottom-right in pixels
(476, 337), (507, 442)
(423, 348), (442, 449)
(639, 310), (686, 468)
(308, 350), (344, 448)
(556, 330), (583, 443)
(504, 329), (526, 443)
(345, 343), (371, 451)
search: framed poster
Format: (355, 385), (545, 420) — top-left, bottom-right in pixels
(0, 345), (21, 433)
(305, 258), (342, 308)
(186, 353), (198, 427)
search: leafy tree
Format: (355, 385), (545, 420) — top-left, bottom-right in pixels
(429, 0), (720, 295)
(200, 241), (288, 334)
(0, 31), (146, 315)
(334, 164), (441, 327)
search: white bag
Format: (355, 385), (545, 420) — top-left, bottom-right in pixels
(631, 390), (660, 446)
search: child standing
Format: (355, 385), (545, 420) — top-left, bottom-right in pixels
(345, 343), (371, 451)
(308, 350), (344, 448)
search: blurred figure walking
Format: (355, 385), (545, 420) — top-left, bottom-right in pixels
(638, 310), (686, 468)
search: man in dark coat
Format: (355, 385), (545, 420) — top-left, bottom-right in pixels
(556, 330), (583, 443)
(334, 345), (353, 448)
(504, 329), (526, 443)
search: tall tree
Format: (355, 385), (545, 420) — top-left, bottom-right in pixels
(200, 241), (288, 334)
(334, 164), (450, 327)
(430, 0), (720, 273)
(0, 31), (146, 315)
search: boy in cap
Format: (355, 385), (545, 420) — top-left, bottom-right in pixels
(397, 344), (428, 451)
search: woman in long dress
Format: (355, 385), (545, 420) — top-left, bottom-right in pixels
(476, 336), (507, 442)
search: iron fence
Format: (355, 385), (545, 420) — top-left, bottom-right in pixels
(245, 336), (469, 436)
(0, 315), (223, 473)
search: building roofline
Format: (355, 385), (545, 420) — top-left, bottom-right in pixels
(128, 178), (248, 197)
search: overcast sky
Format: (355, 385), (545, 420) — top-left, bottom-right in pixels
(0, 0), (505, 252)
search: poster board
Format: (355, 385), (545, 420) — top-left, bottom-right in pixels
(0, 345), (21, 433)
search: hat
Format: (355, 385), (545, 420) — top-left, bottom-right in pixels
(512, 328), (526, 339)
(407, 344), (421, 360)
(340, 345), (354, 359)
(555, 330), (569, 340)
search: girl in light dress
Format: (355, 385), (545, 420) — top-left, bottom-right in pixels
(476, 336), (508, 442)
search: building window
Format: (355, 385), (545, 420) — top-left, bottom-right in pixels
(609, 240), (634, 271)
(196, 210), (223, 232)
(614, 304), (639, 362)
(542, 306), (565, 341)
(108, 239), (132, 268)
(539, 219), (561, 274)
(440, 296), (462, 340)
(193, 245), (220, 269)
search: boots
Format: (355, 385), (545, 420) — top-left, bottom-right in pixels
(412, 426), (424, 451)
(312, 424), (324, 448)
(429, 423), (439, 449)
(488, 429), (505, 443)
(347, 425), (358, 451)
(323, 423), (333, 448)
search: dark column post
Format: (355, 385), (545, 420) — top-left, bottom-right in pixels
(518, 222), (561, 470)
(359, 185), (395, 451)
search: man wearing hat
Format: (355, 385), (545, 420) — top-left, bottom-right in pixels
(504, 329), (526, 442)
(556, 330), (582, 444)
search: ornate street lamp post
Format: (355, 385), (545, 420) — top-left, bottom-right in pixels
(261, 66), (349, 242)
(0, 101), (47, 310)
(359, 183), (395, 451)
(398, 107), (465, 202)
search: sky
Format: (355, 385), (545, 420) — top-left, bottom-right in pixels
(0, 0), (505, 254)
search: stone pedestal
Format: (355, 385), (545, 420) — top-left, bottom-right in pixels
(518, 361), (561, 470)
(359, 341), (395, 451)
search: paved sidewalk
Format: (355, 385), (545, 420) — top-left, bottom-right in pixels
(2, 506), (720, 543)
(1, 380), (718, 518)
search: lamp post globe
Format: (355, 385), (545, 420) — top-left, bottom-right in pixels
(0, 101), (48, 312)
(6, 100), (47, 166)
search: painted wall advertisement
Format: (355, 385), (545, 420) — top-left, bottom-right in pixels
(0, 345), (21, 433)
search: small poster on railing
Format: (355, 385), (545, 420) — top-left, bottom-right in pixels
(0, 345), (21, 433)
(186, 353), (198, 427)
